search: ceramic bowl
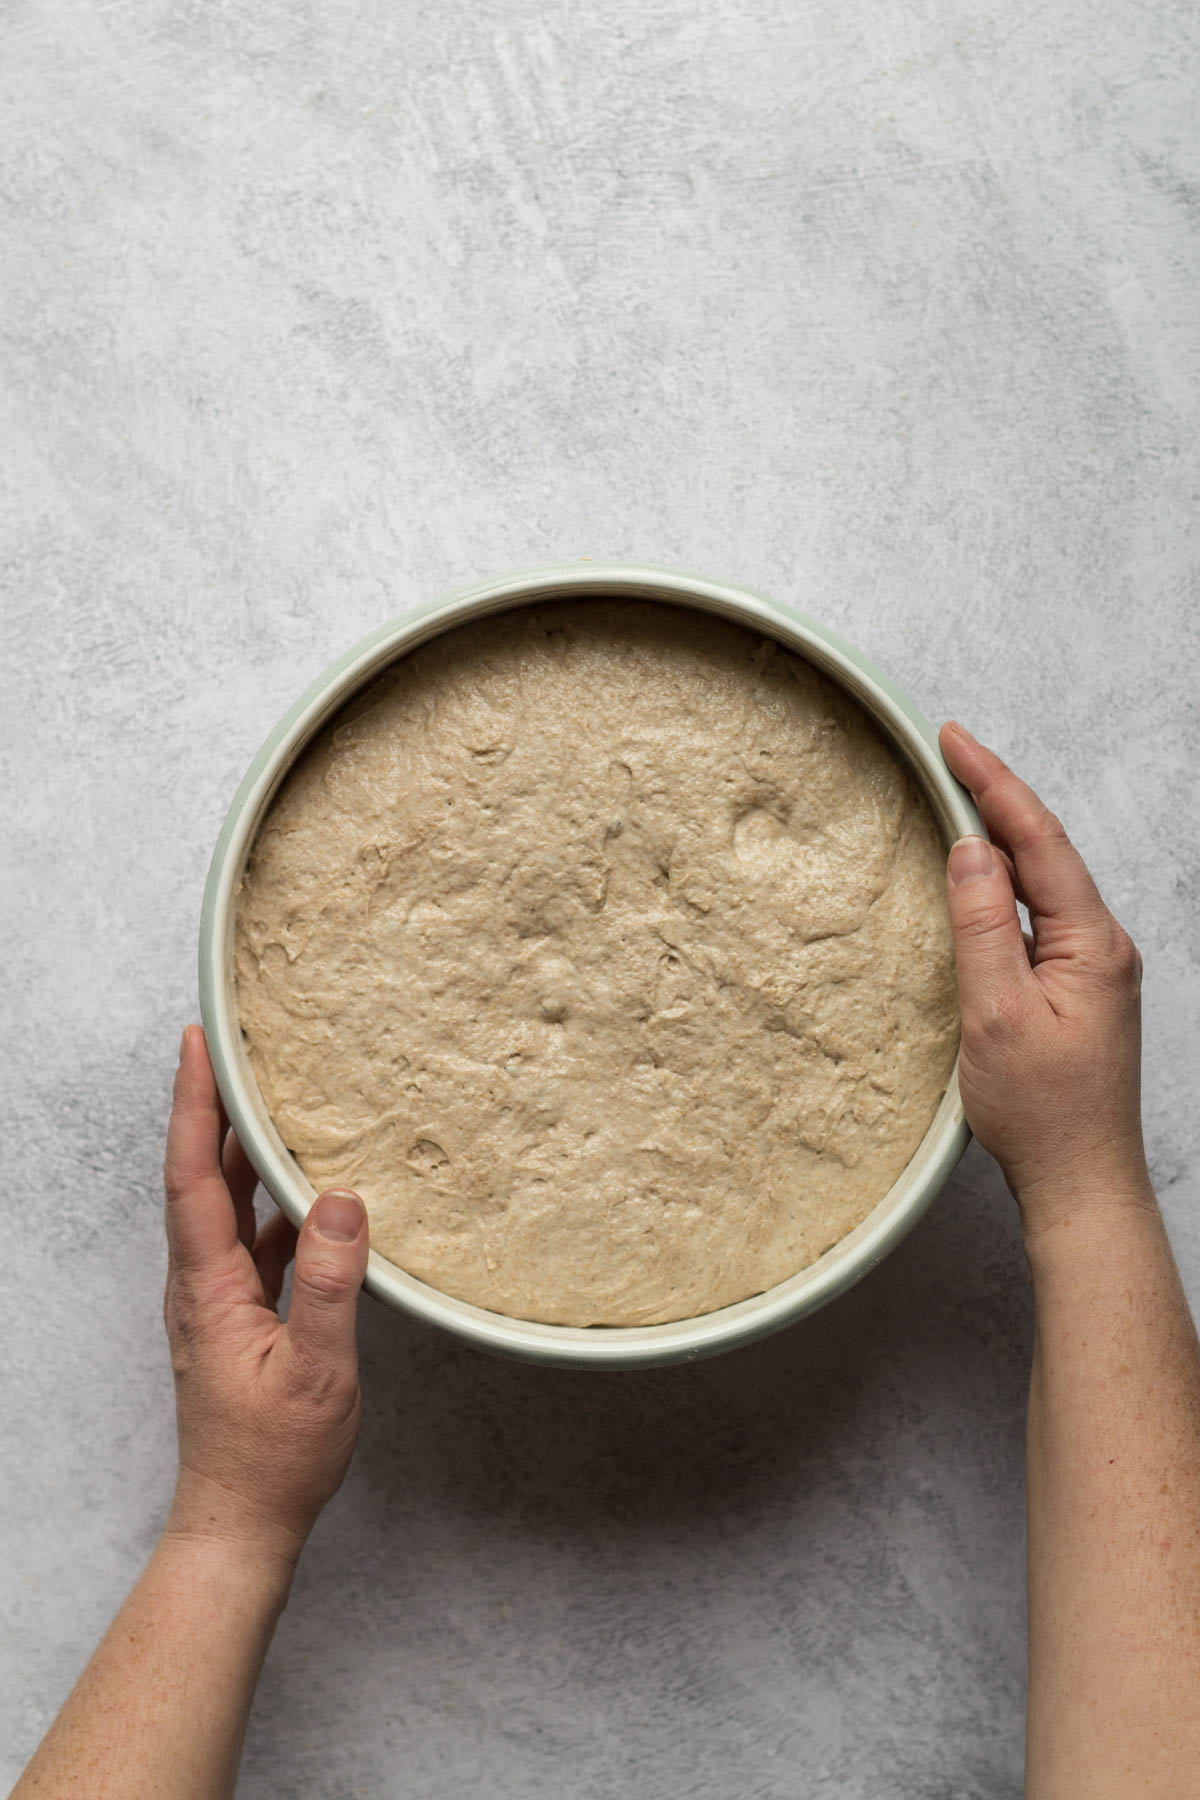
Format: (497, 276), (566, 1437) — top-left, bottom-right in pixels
(198, 562), (982, 1368)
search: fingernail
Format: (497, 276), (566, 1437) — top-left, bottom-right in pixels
(945, 719), (977, 745)
(949, 835), (995, 885)
(179, 1026), (190, 1062)
(312, 1190), (363, 1242)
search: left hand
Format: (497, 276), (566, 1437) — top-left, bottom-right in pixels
(161, 1026), (370, 1568)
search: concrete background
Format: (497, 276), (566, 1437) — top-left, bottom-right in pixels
(2, 0), (1197, 1793)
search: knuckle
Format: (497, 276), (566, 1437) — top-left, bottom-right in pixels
(163, 1270), (191, 1327)
(1107, 926), (1142, 986)
(1011, 807), (1068, 856)
(163, 1297), (197, 1377)
(317, 1365), (359, 1411)
(962, 985), (1028, 1045)
(162, 1265), (237, 1364)
(956, 900), (1016, 943)
(200, 1266), (247, 1310)
(288, 1341), (359, 1409)
(295, 1260), (350, 1306)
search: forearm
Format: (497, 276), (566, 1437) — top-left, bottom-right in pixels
(12, 1530), (294, 1800)
(1021, 1169), (1200, 1798)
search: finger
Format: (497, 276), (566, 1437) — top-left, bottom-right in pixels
(945, 835), (1038, 1014)
(254, 1208), (299, 1309)
(991, 840), (1030, 910)
(956, 818), (1039, 923)
(164, 1027), (241, 1274)
(939, 723), (1110, 938)
(222, 1130), (260, 1251)
(283, 1190), (369, 1375)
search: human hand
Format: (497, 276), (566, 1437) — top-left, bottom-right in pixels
(161, 1026), (370, 1568)
(939, 722), (1152, 1234)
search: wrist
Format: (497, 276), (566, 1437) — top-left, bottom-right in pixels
(1014, 1143), (1157, 1248)
(155, 1520), (298, 1618)
(166, 1466), (312, 1578)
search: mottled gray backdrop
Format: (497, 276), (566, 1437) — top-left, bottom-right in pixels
(2, 1), (1197, 1794)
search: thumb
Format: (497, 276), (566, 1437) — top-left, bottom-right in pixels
(285, 1189), (369, 1374)
(945, 835), (1035, 1015)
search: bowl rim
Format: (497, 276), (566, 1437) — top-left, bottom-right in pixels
(198, 560), (983, 1368)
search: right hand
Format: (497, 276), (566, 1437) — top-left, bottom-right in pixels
(938, 721), (1152, 1231)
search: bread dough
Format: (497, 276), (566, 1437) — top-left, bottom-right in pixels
(234, 600), (959, 1326)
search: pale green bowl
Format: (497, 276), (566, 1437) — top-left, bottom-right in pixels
(198, 562), (982, 1368)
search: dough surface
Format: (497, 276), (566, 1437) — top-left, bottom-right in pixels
(234, 600), (959, 1326)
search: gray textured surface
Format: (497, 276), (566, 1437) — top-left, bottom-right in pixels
(2, 0), (1198, 1793)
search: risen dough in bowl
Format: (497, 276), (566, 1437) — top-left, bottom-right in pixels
(234, 600), (959, 1326)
